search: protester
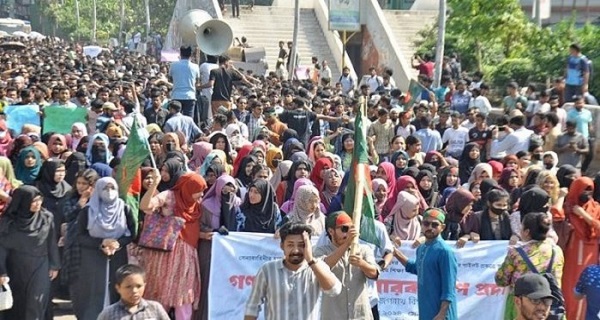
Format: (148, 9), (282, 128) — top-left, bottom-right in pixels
(512, 274), (557, 320)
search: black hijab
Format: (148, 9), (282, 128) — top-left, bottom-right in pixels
(36, 160), (72, 199)
(64, 152), (87, 186)
(458, 142), (480, 184)
(518, 186), (550, 222)
(76, 136), (89, 153)
(557, 165), (577, 188)
(0, 185), (50, 238)
(235, 155), (258, 187)
(416, 170), (437, 206)
(472, 178), (499, 212)
(164, 150), (187, 166)
(240, 179), (278, 233)
(158, 159), (185, 192)
(284, 160), (312, 201)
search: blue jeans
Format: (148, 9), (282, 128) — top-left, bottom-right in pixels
(175, 99), (196, 121)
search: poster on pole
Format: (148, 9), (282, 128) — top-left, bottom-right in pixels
(329, 0), (361, 32)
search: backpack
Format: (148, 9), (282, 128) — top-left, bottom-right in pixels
(515, 247), (565, 320)
(578, 55), (593, 81)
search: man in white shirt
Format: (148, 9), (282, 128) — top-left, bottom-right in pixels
(339, 66), (356, 97)
(442, 111), (469, 159)
(490, 115), (534, 156)
(525, 91), (550, 126)
(365, 67), (383, 93)
(199, 55), (219, 123)
(320, 60), (332, 86)
(468, 87), (492, 116)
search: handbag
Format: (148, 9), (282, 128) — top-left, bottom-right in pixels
(0, 283), (13, 311)
(138, 213), (186, 251)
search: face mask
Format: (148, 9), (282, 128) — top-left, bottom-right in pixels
(531, 153), (542, 161)
(579, 193), (591, 204)
(544, 163), (554, 170)
(165, 142), (176, 152)
(91, 145), (107, 164)
(100, 189), (118, 202)
(489, 206), (505, 215)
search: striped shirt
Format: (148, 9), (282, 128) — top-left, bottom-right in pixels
(97, 299), (170, 320)
(245, 258), (341, 320)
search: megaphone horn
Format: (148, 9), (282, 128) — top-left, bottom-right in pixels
(178, 9), (233, 56)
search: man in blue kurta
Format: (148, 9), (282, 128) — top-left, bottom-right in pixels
(393, 208), (458, 320)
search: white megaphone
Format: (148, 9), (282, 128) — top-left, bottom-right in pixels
(178, 9), (233, 56)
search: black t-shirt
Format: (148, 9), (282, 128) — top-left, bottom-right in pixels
(210, 67), (243, 101)
(469, 127), (492, 148)
(279, 109), (317, 144)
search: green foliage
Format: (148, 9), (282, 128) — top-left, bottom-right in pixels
(416, 0), (600, 95)
(38, 0), (175, 42)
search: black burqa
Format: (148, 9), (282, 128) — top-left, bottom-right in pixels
(157, 159), (185, 192)
(241, 179), (278, 233)
(65, 152), (87, 186)
(35, 160), (72, 235)
(0, 186), (60, 320)
(458, 142), (480, 184)
(517, 186), (550, 223)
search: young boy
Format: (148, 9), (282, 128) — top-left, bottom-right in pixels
(97, 264), (170, 320)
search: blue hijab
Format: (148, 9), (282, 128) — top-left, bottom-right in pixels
(15, 146), (42, 185)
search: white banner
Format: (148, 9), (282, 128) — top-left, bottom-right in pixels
(329, 0), (361, 31)
(209, 233), (509, 320)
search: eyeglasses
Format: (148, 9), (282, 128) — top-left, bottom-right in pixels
(422, 221), (441, 228)
(522, 297), (553, 307)
(337, 225), (350, 233)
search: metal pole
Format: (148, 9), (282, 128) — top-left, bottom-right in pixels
(8, 0), (15, 18)
(119, 0), (125, 46)
(432, 0), (446, 88)
(342, 31), (347, 71)
(75, 0), (81, 41)
(145, 0), (151, 40)
(288, 0), (300, 80)
(92, 0), (97, 43)
(535, 0), (542, 27)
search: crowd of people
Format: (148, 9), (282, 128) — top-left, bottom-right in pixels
(0, 34), (597, 320)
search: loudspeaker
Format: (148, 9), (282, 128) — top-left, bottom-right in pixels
(178, 10), (233, 56)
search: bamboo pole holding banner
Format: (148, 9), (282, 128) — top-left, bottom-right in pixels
(350, 97), (368, 256)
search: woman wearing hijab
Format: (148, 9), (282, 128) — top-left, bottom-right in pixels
(382, 175), (428, 220)
(0, 119), (12, 157)
(442, 188), (476, 243)
(188, 142), (213, 172)
(15, 146), (43, 184)
(281, 178), (325, 215)
(388, 191), (422, 241)
(90, 162), (113, 178)
(468, 189), (516, 242)
(437, 166), (459, 196)
(416, 170), (439, 207)
(0, 157), (17, 215)
(556, 164), (578, 189)
(198, 149), (231, 176)
(283, 138), (305, 160)
(199, 175), (241, 320)
(33, 141), (49, 160)
(536, 172), (566, 239)
(265, 146), (283, 173)
(140, 172), (207, 320)
(337, 133), (354, 172)
(284, 185), (326, 236)
(471, 178), (499, 212)
(307, 138), (326, 165)
(48, 133), (70, 160)
(240, 179), (281, 233)
(86, 133), (112, 165)
(376, 162), (397, 208)
(320, 168), (342, 213)
(0, 186), (60, 319)
(562, 177), (600, 320)
(72, 177), (134, 320)
(269, 159), (292, 190)
(76, 136), (89, 154)
(458, 142), (480, 184)
(465, 163), (492, 188)
(424, 150), (448, 171)
(64, 152), (87, 186)
(232, 145), (254, 177)
(8, 134), (33, 164)
(225, 123), (249, 151)
(310, 157), (333, 190)
(509, 186), (558, 243)
(372, 178), (388, 219)
(162, 132), (181, 154)
(498, 167), (521, 194)
(209, 132), (234, 164)
(69, 122), (88, 151)
(276, 159), (312, 206)
(235, 155), (258, 197)
(205, 163), (225, 189)
(390, 150), (409, 178)
(35, 160), (72, 230)
(158, 158), (186, 192)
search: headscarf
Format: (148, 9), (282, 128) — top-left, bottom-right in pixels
(250, 147), (266, 165)
(565, 177), (600, 241)
(199, 150), (226, 176)
(488, 160), (504, 178)
(172, 173), (208, 247)
(0, 186), (49, 236)
(307, 138), (325, 164)
(310, 157), (333, 190)
(445, 188), (476, 223)
(438, 166), (459, 194)
(225, 123), (246, 150)
(518, 186), (550, 219)
(86, 133), (112, 165)
(287, 185), (324, 233)
(281, 128), (299, 145)
(458, 142), (480, 184)
(290, 151), (309, 163)
(542, 151), (559, 172)
(498, 167), (521, 193)
(90, 163), (113, 178)
(266, 146), (283, 171)
(252, 140), (267, 154)
(390, 191), (421, 240)
(467, 163), (492, 185)
(165, 150), (187, 166)
(241, 179), (278, 233)
(232, 145), (254, 177)
(281, 178), (315, 214)
(161, 132), (181, 153)
(235, 155), (258, 187)
(35, 160), (71, 199)
(557, 164), (578, 189)
(158, 158), (186, 192)
(64, 152), (87, 186)
(86, 177), (129, 239)
(202, 175), (241, 228)
(105, 124), (123, 140)
(284, 160), (312, 202)
(76, 136), (89, 153)
(283, 138), (304, 160)
(416, 170), (437, 206)
(383, 175), (428, 218)
(390, 150), (409, 178)
(377, 162), (397, 204)
(145, 123), (162, 134)
(15, 146), (42, 184)
(372, 178), (389, 218)
(501, 155), (519, 168)
(33, 141), (49, 160)
(523, 167), (542, 187)
(70, 122), (88, 150)
(403, 166), (420, 180)
(8, 134), (33, 163)
(0, 156), (21, 188)
(209, 132), (233, 164)
(439, 187), (457, 208)
(188, 142), (213, 171)
(48, 134), (68, 158)
(0, 119), (12, 157)
(270, 160), (292, 189)
(424, 150), (444, 170)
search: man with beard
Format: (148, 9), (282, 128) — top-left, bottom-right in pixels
(244, 223), (341, 320)
(393, 208), (458, 320)
(314, 211), (379, 320)
(513, 274), (556, 320)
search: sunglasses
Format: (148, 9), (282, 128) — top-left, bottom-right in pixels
(337, 225), (350, 233)
(522, 297), (553, 307)
(422, 221), (441, 228)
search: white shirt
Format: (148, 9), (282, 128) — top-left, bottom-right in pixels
(468, 96), (492, 116)
(199, 62), (219, 98)
(366, 75), (383, 93)
(442, 126), (469, 158)
(490, 126), (534, 156)
(320, 66), (332, 80)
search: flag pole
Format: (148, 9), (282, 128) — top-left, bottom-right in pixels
(350, 98), (368, 256)
(129, 83), (157, 170)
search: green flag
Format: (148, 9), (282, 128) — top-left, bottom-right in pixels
(343, 110), (380, 247)
(407, 79), (425, 108)
(116, 116), (151, 198)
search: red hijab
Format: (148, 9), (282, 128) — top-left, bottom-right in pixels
(172, 173), (208, 247)
(232, 145), (253, 177)
(383, 175), (428, 218)
(378, 162), (397, 202)
(310, 157), (333, 190)
(565, 177), (600, 240)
